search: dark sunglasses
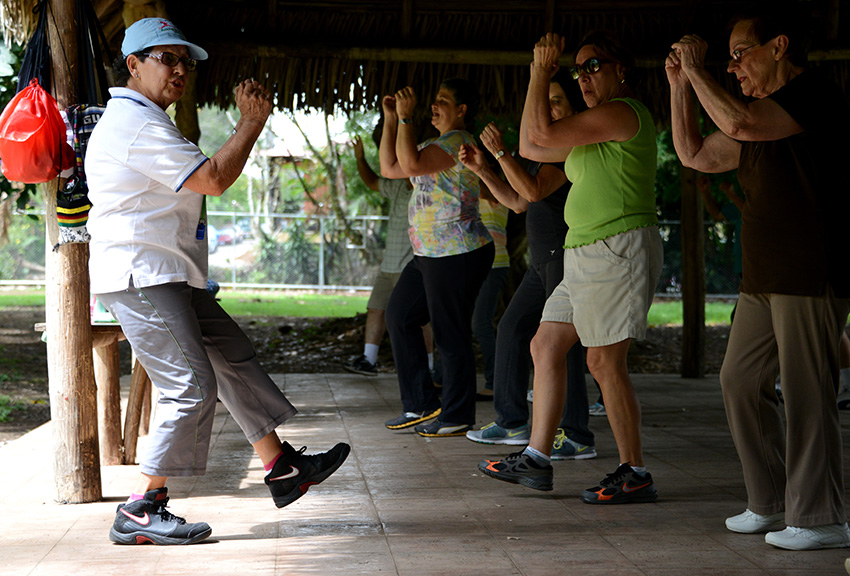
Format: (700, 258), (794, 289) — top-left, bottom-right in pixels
(143, 51), (197, 72)
(569, 58), (614, 80)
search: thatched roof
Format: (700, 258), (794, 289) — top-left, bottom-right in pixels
(2, 0), (849, 125)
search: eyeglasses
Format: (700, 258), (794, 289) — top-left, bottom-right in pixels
(143, 51), (197, 72)
(729, 44), (759, 63)
(569, 58), (614, 80)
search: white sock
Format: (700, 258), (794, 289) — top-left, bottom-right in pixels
(523, 446), (550, 465)
(428, 353), (434, 370)
(363, 343), (379, 365)
(629, 464), (647, 476)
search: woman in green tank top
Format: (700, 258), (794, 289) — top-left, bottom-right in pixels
(479, 30), (663, 504)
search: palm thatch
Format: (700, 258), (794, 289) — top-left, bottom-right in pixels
(1, 0), (849, 126)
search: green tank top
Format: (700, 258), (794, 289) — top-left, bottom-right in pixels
(563, 97), (657, 248)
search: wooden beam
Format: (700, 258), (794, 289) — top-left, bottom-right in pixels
(205, 42), (850, 67)
(46, 0), (102, 504)
(680, 166), (705, 378)
(543, 0), (555, 33)
(401, 0), (413, 41)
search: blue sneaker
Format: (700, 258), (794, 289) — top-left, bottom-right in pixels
(466, 422), (530, 445)
(588, 402), (606, 417)
(551, 428), (597, 460)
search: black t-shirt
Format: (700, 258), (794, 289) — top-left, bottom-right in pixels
(736, 69), (850, 297)
(526, 162), (570, 265)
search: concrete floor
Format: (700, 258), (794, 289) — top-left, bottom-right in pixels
(2, 372), (850, 576)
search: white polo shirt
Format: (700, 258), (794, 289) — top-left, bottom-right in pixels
(86, 87), (210, 294)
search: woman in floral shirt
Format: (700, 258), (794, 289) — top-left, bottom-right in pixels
(379, 78), (493, 437)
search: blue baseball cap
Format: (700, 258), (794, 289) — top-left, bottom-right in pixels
(122, 18), (208, 60)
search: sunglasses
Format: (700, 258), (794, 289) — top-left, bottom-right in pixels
(569, 58), (614, 80)
(143, 51), (197, 72)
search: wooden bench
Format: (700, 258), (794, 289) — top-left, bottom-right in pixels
(35, 322), (152, 466)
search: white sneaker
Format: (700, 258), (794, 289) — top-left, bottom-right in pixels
(725, 509), (785, 534)
(765, 523), (850, 550)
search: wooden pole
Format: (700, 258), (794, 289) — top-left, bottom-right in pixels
(45, 0), (102, 503)
(680, 166), (705, 378)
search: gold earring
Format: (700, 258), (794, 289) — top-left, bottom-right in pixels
(619, 77), (625, 84)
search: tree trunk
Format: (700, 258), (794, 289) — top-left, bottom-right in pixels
(45, 0), (102, 504)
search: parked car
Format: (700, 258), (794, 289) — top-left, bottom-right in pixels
(217, 225), (243, 246)
(207, 224), (219, 254)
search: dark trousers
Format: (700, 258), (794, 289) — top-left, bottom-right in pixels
(386, 243), (494, 425)
(472, 266), (510, 389)
(494, 256), (594, 446)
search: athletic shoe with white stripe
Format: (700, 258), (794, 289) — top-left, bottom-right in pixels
(266, 441), (350, 508)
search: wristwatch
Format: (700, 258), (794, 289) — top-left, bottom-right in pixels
(494, 150), (505, 160)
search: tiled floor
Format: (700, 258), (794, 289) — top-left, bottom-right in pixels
(2, 372), (850, 575)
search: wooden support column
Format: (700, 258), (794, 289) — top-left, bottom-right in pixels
(544, 0), (556, 33)
(93, 341), (122, 465)
(46, 0), (102, 503)
(680, 166), (705, 378)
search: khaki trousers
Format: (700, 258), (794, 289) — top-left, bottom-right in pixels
(720, 290), (849, 527)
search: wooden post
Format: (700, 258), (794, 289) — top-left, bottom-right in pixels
(680, 166), (705, 378)
(93, 342), (123, 465)
(45, 0), (102, 503)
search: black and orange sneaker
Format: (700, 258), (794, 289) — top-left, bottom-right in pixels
(109, 488), (211, 545)
(478, 451), (553, 491)
(580, 463), (658, 504)
(266, 441), (351, 508)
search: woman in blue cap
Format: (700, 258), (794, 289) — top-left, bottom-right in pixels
(85, 18), (350, 545)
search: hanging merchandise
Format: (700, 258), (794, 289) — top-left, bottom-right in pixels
(53, 0), (113, 249)
(16, 0), (51, 92)
(0, 78), (75, 184)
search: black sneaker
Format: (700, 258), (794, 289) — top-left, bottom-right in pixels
(414, 419), (471, 437)
(344, 355), (378, 376)
(580, 463), (658, 504)
(385, 408), (441, 430)
(479, 451), (553, 491)
(109, 488), (212, 545)
(265, 441), (351, 508)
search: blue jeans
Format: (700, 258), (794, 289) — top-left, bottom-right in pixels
(472, 266), (510, 390)
(493, 257), (594, 446)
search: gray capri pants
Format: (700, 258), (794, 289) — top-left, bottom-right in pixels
(98, 282), (297, 477)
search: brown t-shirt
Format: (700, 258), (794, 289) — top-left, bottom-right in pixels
(736, 70), (850, 297)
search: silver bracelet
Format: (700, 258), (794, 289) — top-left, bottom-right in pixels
(399, 118), (413, 125)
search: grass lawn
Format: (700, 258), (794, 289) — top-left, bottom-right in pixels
(0, 288), (733, 325)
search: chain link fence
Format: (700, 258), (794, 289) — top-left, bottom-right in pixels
(1, 211), (741, 296)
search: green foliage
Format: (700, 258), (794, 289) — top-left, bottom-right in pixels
(341, 108), (384, 215)
(0, 394), (25, 423)
(252, 220), (319, 285)
(647, 300), (734, 327)
(0, 213), (46, 279)
(0, 289), (44, 307)
(217, 291), (368, 317)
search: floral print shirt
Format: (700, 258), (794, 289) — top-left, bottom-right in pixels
(408, 130), (492, 257)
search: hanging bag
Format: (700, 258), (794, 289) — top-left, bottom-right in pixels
(16, 0), (51, 92)
(53, 0), (112, 249)
(0, 78), (75, 184)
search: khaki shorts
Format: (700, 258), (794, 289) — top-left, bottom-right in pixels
(367, 270), (403, 311)
(541, 226), (663, 347)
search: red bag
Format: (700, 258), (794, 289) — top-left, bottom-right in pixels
(0, 78), (75, 183)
